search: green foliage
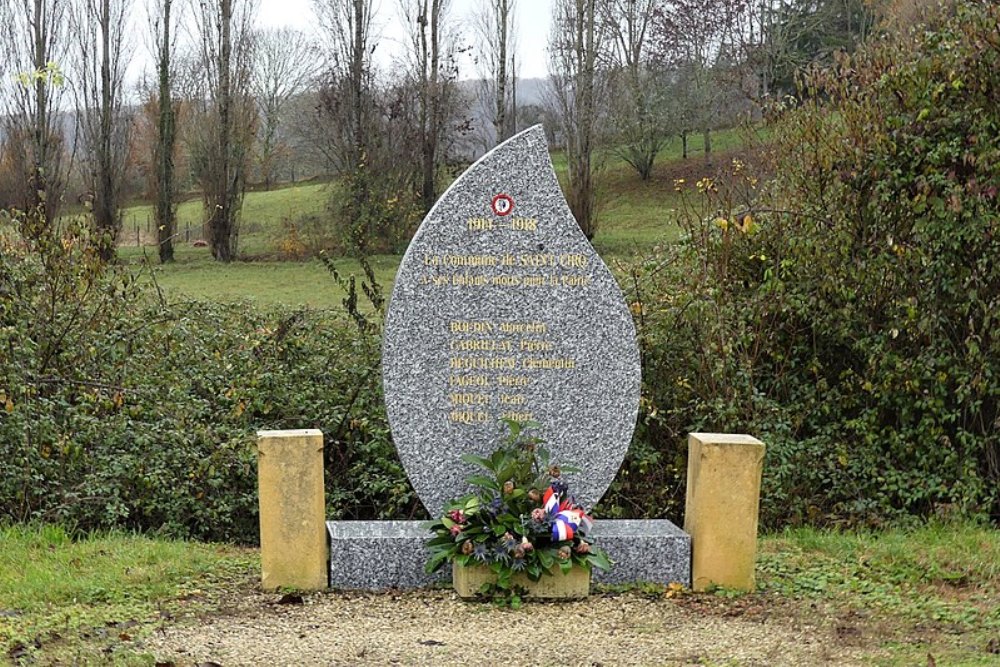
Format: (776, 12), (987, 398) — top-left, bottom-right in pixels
(0, 208), (421, 541)
(425, 420), (609, 603)
(616, 3), (1000, 527)
(328, 157), (421, 256)
(7, 7), (999, 539)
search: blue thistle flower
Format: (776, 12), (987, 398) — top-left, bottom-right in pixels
(485, 496), (504, 518)
(472, 542), (490, 563)
(511, 557), (527, 572)
(491, 543), (511, 564)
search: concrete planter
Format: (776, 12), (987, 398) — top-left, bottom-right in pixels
(452, 561), (590, 599)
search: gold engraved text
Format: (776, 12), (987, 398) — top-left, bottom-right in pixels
(450, 339), (513, 352)
(500, 410), (534, 422)
(449, 374), (490, 387)
(443, 254), (497, 267)
(450, 320), (494, 334)
(467, 217), (494, 231)
(449, 410), (490, 424)
(449, 356), (518, 370)
(499, 321), (547, 334)
(449, 393), (490, 406)
(521, 357), (576, 370)
(497, 375), (530, 387)
(508, 218), (537, 231)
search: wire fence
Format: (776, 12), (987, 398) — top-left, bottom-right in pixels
(122, 215), (205, 247)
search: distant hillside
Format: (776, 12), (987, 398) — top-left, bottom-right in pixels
(453, 77), (550, 159)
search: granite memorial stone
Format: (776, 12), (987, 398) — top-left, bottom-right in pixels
(382, 125), (641, 516)
(328, 126), (690, 590)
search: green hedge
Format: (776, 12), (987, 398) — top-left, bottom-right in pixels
(0, 216), (420, 542)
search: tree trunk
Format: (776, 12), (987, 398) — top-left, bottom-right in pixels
(94, 0), (120, 261)
(703, 126), (711, 158)
(681, 131), (688, 159)
(419, 0), (443, 215)
(351, 0), (365, 168)
(155, 0), (177, 264)
(209, 0), (237, 263)
(156, 0), (176, 263)
(569, 0), (598, 240)
(494, 0), (508, 144)
(32, 0), (51, 222)
(509, 54), (517, 136)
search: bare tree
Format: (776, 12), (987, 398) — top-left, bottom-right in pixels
(311, 0), (377, 173)
(147, 0), (182, 263)
(0, 0), (72, 224)
(399, 0), (460, 214)
(652, 0), (752, 157)
(250, 27), (318, 189)
(473, 0), (517, 148)
(73, 0), (133, 260)
(190, 0), (259, 262)
(548, 0), (606, 240)
(603, 0), (664, 180)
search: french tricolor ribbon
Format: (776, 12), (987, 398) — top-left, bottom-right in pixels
(542, 486), (560, 514)
(552, 516), (575, 541)
(552, 509), (580, 542)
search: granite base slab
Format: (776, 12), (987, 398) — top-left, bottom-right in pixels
(590, 519), (691, 586)
(326, 520), (447, 589)
(327, 519), (690, 590)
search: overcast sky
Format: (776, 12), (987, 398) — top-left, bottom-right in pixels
(255, 0), (555, 80)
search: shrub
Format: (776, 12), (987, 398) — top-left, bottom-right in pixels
(615, 2), (1000, 527)
(0, 210), (420, 542)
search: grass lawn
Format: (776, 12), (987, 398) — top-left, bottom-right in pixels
(2, 522), (998, 664)
(755, 523), (1000, 666)
(118, 130), (744, 305)
(0, 524), (255, 665)
(120, 181), (332, 257)
(120, 247), (398, 310)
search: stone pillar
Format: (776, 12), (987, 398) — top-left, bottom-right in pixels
(256, 429), (327, 591)
(683, 433), (765, 592)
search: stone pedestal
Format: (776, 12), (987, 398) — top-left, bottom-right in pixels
(684, 433), (765, 592)
(452, 562), (590, 599)
(327, 519), (690, 590)
(257, 429), (327, 591)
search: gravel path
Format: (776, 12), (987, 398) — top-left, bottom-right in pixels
(142, 589), (877, 666)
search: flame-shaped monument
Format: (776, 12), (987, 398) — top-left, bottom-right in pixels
(383, 125), (639, 516)
(328, 126), (689, 589)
